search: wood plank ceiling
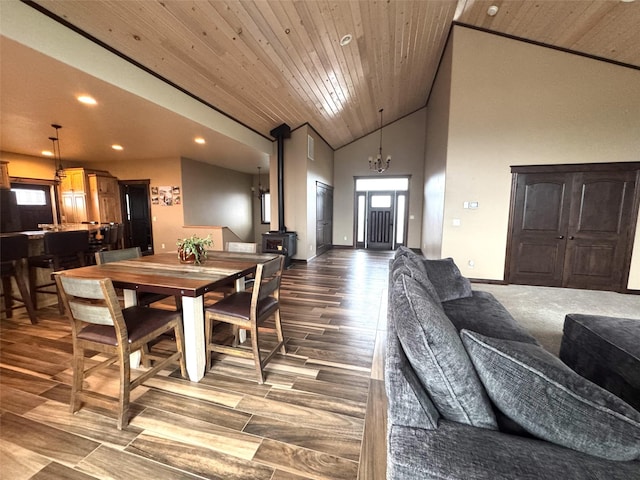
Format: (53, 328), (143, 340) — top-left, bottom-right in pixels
(31, 0), (640, 150)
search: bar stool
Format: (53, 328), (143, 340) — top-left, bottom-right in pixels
(1, 234), (38, 324)
(28, 230), (89, 313)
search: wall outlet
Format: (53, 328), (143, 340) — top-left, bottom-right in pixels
(161, 243), (165, 249)
(452, 218), (461, 226)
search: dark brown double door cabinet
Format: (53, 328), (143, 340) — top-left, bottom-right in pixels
(507, 163), (639, 292)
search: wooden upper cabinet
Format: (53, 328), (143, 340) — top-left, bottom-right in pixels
(59, 168), (121, 224)
(60, 168), (87, 192)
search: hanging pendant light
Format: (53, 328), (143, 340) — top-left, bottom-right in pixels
(254, 166), (269, 197)
(48, 124), (66, 182)
(368, 108), (391, 173)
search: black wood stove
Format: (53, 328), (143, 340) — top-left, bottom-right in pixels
(262, 123), (297, 268)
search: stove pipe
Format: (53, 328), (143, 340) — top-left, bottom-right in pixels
(269, 123), (291, 233)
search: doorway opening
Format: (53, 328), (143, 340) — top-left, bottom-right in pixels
(119, 180), (154, 254)
(354, 176), (409, 250)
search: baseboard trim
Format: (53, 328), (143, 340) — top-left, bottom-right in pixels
(469, 278), (508, 285)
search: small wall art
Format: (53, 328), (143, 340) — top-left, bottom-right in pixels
(151, 186), (180, 206)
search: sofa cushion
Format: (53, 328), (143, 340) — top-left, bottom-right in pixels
(391, 273), (497, 429)
(443, 291), (539, 345)
(391, 254), (441, 306)
(388, 421), (640, 480)
(461, 329), (640, 461)
(423, 257), (473, 302)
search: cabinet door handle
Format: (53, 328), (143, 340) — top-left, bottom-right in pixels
(569, 236), (575, 240)
(556, 235), (564, 239)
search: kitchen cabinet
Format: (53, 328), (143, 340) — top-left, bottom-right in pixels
(58, 168), (121, 224)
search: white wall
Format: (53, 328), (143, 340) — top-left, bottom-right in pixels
(428, 26), (640, 289)
(333, 109), (427, 248)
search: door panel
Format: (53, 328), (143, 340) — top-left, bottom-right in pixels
(367, 192), (394, 250)
(509, 173), (571, 286)
(562, 172), (636, 290)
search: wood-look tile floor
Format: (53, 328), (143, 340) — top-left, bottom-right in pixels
(0, 249), (392, 480)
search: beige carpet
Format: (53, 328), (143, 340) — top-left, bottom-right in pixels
(474, 284), (640, 355)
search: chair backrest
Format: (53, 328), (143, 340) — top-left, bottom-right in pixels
(56, 274), (128, 341)
(252, 256), (284, 308)
(44, 230), (90, 256)
(226, 242), (257, 253)
(95, 246), (142, 265)
(107, 224), (119, 247)
(0, 234), (29, 262)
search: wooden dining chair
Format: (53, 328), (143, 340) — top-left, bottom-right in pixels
(95, 247), (182, 310)
(28, 230), (89, 313)
(204, 255), (286, 383)
(1, 234), (38, 324)
(55, 274), (186, 429)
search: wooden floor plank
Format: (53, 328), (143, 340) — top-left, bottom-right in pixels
(253, 438), (359, 480)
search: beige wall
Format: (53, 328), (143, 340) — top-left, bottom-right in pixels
(422, 38), (453, 259)
(333, 109), (427, 248)
(279, 125), (334, 261)
(1, 151), (58, 180)
(91, 157), (185, 253)
(428, 26), (640, 289)
(181, 158), (254, 241)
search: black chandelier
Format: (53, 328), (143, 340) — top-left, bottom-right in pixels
(48, 123), (66, 182)
(368, 108), (391, 173)
(254, 166), (269, 197)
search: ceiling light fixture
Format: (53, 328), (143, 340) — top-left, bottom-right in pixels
(254, 166), (269, 197)
(77, 95), (97, 105)
(487, 5), (499, 16)
(111, 144), (123, 151)
(42, 150), (53, 157)
(48, 124), (66, 182)
(194, 137), (206, 144)
(369, 108), (391, 174)
(340, 34), (353, 47)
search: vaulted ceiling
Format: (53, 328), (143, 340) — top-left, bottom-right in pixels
(1, 0), (639, 170)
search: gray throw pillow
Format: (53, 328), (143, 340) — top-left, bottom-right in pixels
(391, 254), (441, 306)
(391, 274), (497, 429)
(423, 258), (473, 302)
(461, 329), (640, 461)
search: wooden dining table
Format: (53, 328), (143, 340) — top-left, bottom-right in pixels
(58, 251), (278, 382)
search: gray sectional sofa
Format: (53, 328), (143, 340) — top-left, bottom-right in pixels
(386, 247), (640, 479)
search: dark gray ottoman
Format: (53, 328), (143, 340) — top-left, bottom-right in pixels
(559, 314), (640, 411)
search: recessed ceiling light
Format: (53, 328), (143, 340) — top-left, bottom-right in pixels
(487, 5), (499, 16)
(339, 34), (353, 47)
(111, 144), (124, 151)
(77, 95), (97, 105)
(42, 150), (54, 156)
(194, 137), (206, 144)
(620, 0), (635, 3)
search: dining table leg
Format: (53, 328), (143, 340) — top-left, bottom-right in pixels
(181, 295), (205, 382)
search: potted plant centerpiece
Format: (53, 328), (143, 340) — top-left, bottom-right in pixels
(176, 234), (213, 264)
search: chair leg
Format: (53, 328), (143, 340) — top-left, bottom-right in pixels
(70, 345), (85, 415)
(28, 266), (38, 310)
(274, 310), (286, 355)
(1, 276), (13, 318)
(117, 352), (131, 430)
(16, 263), (38, 325)
(250, 324), (265, 384)
(173, 323), (187, 378)
(205, 316), (213, 370)
(140, 343), (151, 368)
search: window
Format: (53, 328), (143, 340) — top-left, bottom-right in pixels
(12, 188), (47, 206)
(261, 193), (271, 224)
